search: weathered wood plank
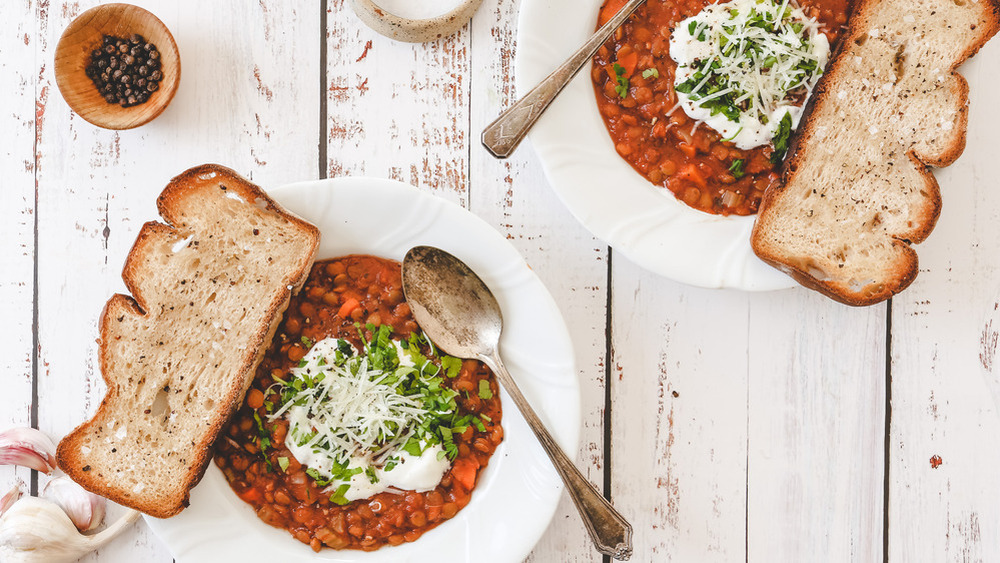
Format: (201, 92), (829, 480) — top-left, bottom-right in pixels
(610, 272), (750, 562)
(746, 291), (885, 562)
(470, 1), (607, 559)
(325, 0), (470, 203)
(33, 1), (320, 560)
(889, 40), (1000, 563)
(0, 0), (38, 499)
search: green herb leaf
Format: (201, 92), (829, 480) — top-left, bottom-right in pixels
(300, 335), (314, 348)
(729, 159), (746, 179)
(277, 457), (290, 472)
(771, 111), (793, 164)
(478, 380), (493, 400)
(641, 68), (659, 79)
(613, 63), (629, 99)
(330, 483), (351, 506)
(441, 355), (463, 378)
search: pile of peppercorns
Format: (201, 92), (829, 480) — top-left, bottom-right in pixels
(85, 34), (163, 108)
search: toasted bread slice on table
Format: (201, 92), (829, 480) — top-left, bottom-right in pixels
(751, 0), (1000, 306)
(57, 164), (320, 518)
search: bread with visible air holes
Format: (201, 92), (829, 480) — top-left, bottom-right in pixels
(751, 0), (1000, 306)
(56, 164), (320, 517)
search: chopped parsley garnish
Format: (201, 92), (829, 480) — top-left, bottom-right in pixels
(267, 325), (475, 498)
(642, 68), (659, 79)
(613, 63), (629, 99)
(728, 158), (746, 179)
(671, 0), (827, 149)
(771, 111), (793, 164)
(441, 355), (463, 378)
(330, 483), (351, 506)
(478, 379), (493, 400)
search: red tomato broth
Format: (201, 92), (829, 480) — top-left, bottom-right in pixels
(592, 0), (853, 215)
(214, 255), (503, 552)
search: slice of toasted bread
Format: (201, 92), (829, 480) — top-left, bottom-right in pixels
(751, 0), (1000, 306)
(56, 164), (320, 517)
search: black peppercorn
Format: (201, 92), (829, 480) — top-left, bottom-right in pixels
(84, 33), (166, 108)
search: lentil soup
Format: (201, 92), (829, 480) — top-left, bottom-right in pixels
(214, 255), (503, 552)
(591, 0), (852, 215)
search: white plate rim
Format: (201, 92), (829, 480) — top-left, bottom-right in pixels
(145, 177), (581, 563)
(514, 0), (795, 290)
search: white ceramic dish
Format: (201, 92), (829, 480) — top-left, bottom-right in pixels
(146, 177), (580, 563)
(515, 0), (795, 290)
(349, 0), (484, 43)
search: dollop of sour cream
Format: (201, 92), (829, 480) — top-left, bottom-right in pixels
(669, 0), (829, 150)
(287, 439), (451, 502)
(273, 337), (452, 502)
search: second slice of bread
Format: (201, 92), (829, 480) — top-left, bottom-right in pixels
(751, 0), (1000, 306)
(57, 164), (320, 518)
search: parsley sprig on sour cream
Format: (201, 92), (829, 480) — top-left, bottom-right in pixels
(265, 325), (482, 504)
(670, 0), (829, 155)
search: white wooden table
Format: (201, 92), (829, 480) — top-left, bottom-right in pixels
(3, 1), (1000, 561)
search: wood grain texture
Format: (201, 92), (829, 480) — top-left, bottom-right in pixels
(3, 0), (999, 560)
(325, 0), (469, 202)
(889, 40), (1000, 563)
(0, 0), (38, 499)
(31, 0), (319, 560)
(746, 291), (885, 562)
(470, 1), (607, 560)
(610, 273), (750, 562)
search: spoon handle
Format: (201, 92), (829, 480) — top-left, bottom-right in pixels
(480, 0), (647, 159)
(480, 350), (633, 560)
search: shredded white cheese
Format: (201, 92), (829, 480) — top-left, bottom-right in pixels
(669, 0), (829, 149)
(271, 338), (452, 501)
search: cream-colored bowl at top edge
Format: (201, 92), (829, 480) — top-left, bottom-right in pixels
(349, 0), (484, 43)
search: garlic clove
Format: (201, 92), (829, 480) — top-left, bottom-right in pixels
(0, 496), (138, 563)
(42, 477), (106, 532)
(0, 496), (92, 563)
(0, 428), (58, 474)
(0, 486), (20, 516)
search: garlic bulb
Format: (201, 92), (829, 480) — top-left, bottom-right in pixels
(0, 428), (57, 474)
(0, 497), (138, 563)
(43, 477), (106, 532)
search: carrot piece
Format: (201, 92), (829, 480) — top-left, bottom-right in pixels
(678, 142), (698, 159)
(452, 457), (480, 491)
(679, 164), (707, 188)
(337, 297), (360, 319)
(239, 487), (263, 504)
(598, 0), (628, 25)
(617, 50), (638, 77)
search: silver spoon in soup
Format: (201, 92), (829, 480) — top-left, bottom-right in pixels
(402, 245), (633, 560)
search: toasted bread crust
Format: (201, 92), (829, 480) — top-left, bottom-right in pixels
(752, 0), (1000, 306)
(57, 164), (319, 517)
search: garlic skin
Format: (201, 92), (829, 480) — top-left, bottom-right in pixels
(0, 486), (20, 516)
(43, 476), (106, 532)
(0, 428), (58, 474)
(0, 496), (138, 563)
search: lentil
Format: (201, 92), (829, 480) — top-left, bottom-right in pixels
(591, 0), (853, 215)
(214, 255), (502, 552)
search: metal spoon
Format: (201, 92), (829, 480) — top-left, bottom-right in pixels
(481, 0), (647, 158)
(402, 246), (633, 560)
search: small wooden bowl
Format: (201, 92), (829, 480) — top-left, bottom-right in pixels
(55, 3), (180, 130)
(349, 0), (484, 43)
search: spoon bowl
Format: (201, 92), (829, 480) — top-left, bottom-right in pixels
(400, 246), (502, 358)
(402, 245), (633, 560)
